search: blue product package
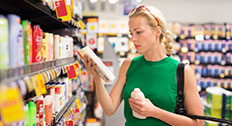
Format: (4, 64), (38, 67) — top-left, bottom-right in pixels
(229, 41), (232, 51)
(204, 41), (209, 51)
(211, 40), (216, 51)
(207, 53), (212, 64)
(226, 53), (231, 64)
(215, 41), (220, 51)
(211, 67), (215, 76)
(187, 40), (191, 50)
(195, 54), (200, 63)
(200, 53), (205, 63)
(201, 42), (206, 51)
(208, 41), (212, 51)
(202, 67), (208, 76)
(197, 41), (202, 51)
(217, 53), (222, 64)
(207, 67), (212, 76)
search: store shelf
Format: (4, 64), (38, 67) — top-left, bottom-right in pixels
(0, 0), (83, 31)
(0, 57), (74, 83)
(54, 95), (77, 125)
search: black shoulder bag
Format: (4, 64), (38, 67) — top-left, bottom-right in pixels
(175, 62), (232, 125)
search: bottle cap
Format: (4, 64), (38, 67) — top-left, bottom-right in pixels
(134, 88), (140, 92)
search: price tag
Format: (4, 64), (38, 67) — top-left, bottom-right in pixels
(74, 62), (82, 76)
(0, 86), (24, 124)
(42, 72), (49, 83)
(31, 75), (42, 96)
(36, 74), (46, 95)
(54, 0), (68, 18)
(73, 108), (81, 120)
(66, 65), (77, 79)
(65, 120), (74, 126)
(75, 98), (82, 108)
(24, 76), (33, 92)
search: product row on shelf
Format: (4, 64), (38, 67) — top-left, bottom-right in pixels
(202, 87), (232, 126)
(168, 22), (232, 40)
(0, 0), (85, 31)
(0, 57), (94, 126)
(0, 14), (76, 70)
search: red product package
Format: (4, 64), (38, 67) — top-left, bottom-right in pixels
(32, 25), (43, 63)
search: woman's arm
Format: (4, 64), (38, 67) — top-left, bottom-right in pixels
(129, 65), (204, 126)
(79, 52), (131, 116)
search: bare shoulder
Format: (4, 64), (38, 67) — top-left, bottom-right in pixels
(184, 64), (198, 92)
(120, 58), (132, 73)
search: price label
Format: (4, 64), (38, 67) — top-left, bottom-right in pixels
(75, 98), (82, 108)
(65, 120), (74, 126)
(36, 74), (46, 95)
(24, 76), (33, 92)
(0, 86), (24, 124)
(66, 65), (77, 79)
(73, 108), (81, 120)
(74, 62), (82, 76)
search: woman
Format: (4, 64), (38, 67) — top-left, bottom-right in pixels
(78, 5), (203, 126)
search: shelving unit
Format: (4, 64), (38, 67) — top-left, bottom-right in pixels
(0, 57), (74, 83)
(0, 0), (88, 125)
(54, 94), (77, 125)
(0, 0), (82, 31)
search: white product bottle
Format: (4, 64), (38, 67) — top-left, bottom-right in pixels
(130, 88), (146, 119)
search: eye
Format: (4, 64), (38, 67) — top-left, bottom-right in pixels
(136, 31), (142, 34)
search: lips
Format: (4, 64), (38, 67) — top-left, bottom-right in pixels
(134, 45), (141, 49)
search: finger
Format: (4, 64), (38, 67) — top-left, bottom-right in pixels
(77, 50), (83, 59)
(129, 98), (143, 106)
(129, 99), (141, 110)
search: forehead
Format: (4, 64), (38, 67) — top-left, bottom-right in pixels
(129, 16), (149, 30)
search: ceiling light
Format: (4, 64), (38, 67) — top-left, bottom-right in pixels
(109, 0), (118, 4)
(90, 0), (98, 3)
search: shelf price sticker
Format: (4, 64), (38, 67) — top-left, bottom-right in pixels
(65, 120), (74, 126)
(75, 98), (82, 108)
(0, 86), (24, 125)
(54, 0), (68, 18)
(74, 62), (82, 76)
(31, 75), (42, 96)
(66, 64), (77, 79)
(36, 74), (47, 95)
(73, 108), (81, 120)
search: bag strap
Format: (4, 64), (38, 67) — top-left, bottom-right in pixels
(176, 62), (232, 125)
(175, 62), (187, 115)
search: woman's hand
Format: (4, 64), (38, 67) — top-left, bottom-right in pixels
(128, 98), (158, 118)
(77, 51), (99, 77)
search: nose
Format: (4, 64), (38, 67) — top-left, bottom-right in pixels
(130, 34), (137, 42)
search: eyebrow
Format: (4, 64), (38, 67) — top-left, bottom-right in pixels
(129, 27), (141, 32)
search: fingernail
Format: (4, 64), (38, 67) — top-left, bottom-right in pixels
(84, 54), (87, 57)
(95, 63), (97, 66)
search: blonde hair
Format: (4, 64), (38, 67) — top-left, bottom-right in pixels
(129, 5), (173, 55)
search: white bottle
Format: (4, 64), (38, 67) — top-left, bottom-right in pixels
(130, 88), (146, 119)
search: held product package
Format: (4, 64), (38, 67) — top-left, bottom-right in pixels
(78, 46), (115, 83)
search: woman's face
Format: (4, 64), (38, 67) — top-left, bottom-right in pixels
(129, 16), (159, 54)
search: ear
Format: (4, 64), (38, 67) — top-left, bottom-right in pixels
(153, 26), (162, 36)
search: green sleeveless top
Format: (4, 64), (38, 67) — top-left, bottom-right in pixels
(122, 55), (179, 126)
